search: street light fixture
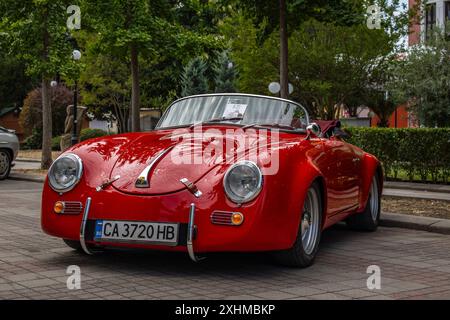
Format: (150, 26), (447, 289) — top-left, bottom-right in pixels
(71, 49), (81, 146)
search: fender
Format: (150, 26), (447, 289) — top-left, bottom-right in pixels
(357, 153), (383, 212)
(284, 156), (326, 248)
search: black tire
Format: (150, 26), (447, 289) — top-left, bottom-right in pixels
(63, 239), (83, 251)
(0, 150), (11, 180)
(273, 182), (323, 268)
(346, 175), (380, 231)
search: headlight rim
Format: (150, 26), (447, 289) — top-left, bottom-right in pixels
(223, 160), (263, 204)
(48, 153), (83, 193)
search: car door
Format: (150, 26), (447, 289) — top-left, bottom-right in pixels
(321, 136), (360, 216)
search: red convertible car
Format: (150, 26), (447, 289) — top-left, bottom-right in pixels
(41, 94), (383, 267)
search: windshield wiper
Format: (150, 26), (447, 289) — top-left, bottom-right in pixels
(243, 123), (297, 131)
(189, 117), (244, 130)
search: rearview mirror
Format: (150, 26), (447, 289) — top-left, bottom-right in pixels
(305, 123), (321, 140)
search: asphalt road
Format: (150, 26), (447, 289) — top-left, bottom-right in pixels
(1, 179), (450, 300)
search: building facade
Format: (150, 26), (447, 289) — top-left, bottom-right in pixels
(410, 0), (450, 45)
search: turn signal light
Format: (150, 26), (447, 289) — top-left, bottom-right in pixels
(210, 211), (244, 226)
(54, 201), (65, 214)
(231, 213), (244, 226)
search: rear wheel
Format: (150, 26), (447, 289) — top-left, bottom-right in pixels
(273, 182), (323, 268)
(0, 150), (11, 180)
(346, 175), (380, 231)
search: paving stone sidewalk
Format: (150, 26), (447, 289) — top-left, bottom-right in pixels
(1, 180), (450, 300)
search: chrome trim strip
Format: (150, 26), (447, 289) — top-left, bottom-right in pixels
(187, 203), (204, 262)
(79, 197), (92, 255)
(135, 146), (174, 188)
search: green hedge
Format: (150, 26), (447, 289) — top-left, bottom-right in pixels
(80, 128), (108, 141)
(345, 128), (450, 184)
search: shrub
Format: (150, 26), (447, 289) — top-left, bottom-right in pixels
(80, 128), (108, 141)
(21, 127), (42, 150)
(345, 128), (450, 183)
(52, 136), (61, 151)
(19, 85), (78, 138)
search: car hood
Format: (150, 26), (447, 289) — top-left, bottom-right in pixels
(106, 127), (286, 195)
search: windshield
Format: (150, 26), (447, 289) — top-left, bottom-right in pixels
(156, 94), (309, 131)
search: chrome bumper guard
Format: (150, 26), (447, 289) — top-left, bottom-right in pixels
(187, 203), (204, 262)
(79, 197), (93, 255)
(79, 198), (203, 260)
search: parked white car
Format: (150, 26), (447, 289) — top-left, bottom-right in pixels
(0, 126), (19, 180)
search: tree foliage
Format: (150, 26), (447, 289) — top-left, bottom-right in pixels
(388, 29), (450, 127)
(0, 54), (35, 110)
(213, 51), (237, 93)
(20, 85), (76, 137)
(0, 0), (80, 168)
(222, 1), (414, 121)
(181, 57), (210, 96)
(80, 0), (224, 131)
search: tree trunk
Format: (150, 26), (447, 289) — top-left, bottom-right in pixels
(41, 12), (52, 170)
(279, 0), (289, 99)
(130, 44), (140, 132)
(41, 77), (52, 169)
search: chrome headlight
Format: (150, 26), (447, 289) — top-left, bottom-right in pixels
(223, 161), (263, 204)
(48, 153), (83, 193)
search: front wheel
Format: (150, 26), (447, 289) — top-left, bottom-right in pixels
(0, 150), (11, 180)
(346, 175), (380, 231)
(63, 239), (83, 251)
(273, 182), (323, 268)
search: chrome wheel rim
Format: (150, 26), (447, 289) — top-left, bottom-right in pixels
(301, 188), (320, 255)
(0, 152), (8, 175)
(369, 176), (379, 221)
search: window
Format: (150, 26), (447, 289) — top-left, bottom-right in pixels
(446, 1), (450, 21)
(425, 3), (436, 41)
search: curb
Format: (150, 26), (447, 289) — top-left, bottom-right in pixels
(382, 189), (450, 201)
(16, 158), (41, 163)
(384, 181), (450, 194)
(8, 173), (45, 183)
(380, 212), (450, 235)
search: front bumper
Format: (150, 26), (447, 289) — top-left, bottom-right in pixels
(78, 197), (203, 262)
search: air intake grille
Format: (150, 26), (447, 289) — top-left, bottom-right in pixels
(62, 201), (83, 214)
(210, 211), (233, 225)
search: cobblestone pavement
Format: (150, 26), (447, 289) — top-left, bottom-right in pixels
(1, 180), (450, 300)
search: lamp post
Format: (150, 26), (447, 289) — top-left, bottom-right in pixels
(71, 49), (81, 145)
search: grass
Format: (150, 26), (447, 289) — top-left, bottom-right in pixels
(386, 168), (450, 184)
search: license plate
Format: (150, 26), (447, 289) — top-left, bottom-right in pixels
(94, 220), (179, 246)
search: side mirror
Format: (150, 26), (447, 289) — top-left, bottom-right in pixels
(305, 123), (322, 140)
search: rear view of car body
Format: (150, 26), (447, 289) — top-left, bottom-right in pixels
(0, 126), (19, 179)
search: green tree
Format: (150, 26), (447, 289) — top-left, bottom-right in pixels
(81, 0), (224, 131)
(0, 54), (35, 110)
(223, 1), (415, 120)
(213, 51), (237, 93)
(181, 57), (210, 97)
(0, 0), (80, 169)
(389, 29), (450, 127)
(81, 0), (164, 132)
